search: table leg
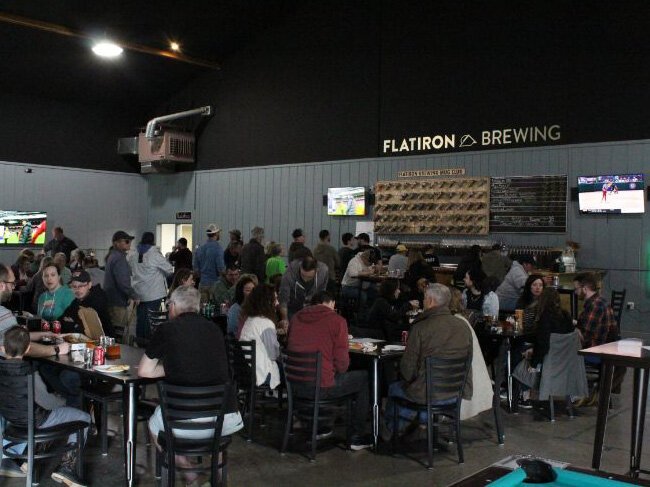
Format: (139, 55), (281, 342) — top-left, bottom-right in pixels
(630, 367), (649, 478)
(592, 363), (614, 470)
(123, 383), (139, 487)
(372, 357), (379, 451)
(506, 338), (513, 412)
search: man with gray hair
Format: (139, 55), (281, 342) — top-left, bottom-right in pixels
(382, 283), (473, 439)
(138, 285), (243, 483)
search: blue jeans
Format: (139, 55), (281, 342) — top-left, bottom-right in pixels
(384, 381), (456, 436)
(137, 299), (164, 340)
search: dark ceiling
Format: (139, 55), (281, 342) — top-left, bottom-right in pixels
(0, 1), (297, 116)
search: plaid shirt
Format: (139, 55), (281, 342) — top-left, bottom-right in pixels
(577, 294), (617, 347)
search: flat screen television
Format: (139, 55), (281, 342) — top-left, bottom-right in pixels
(327, 187), (366, 216)
(577, 174), (645, 214)
(0, 211), (47, 246)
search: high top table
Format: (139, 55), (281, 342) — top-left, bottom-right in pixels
(579, 339), (650, 479)
(31, 344), (159, 487)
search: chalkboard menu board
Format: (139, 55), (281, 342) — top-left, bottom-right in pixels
(490, 175), (567, 233)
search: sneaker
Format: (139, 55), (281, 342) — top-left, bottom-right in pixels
(518, 399), (534, 409)
(51, 466), (87, 487)
(316, 427), (333, 440)
(0, 459), (26, 478)
(350, 434), (373, 451)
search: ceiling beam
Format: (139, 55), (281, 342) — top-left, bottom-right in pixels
(0, 11), (221, 69)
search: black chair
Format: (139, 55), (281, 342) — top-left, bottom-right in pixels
(610, 289), (626, 339)
(0, 361), (88, 486)
(391, 354), (472, 469)
(280, 351), (355, 461)
(156, 381), (233, 487)
(225, 337), (281, 442)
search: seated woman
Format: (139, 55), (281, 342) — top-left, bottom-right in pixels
(516, 274), (545, 330)
(449, 287), (494, 420)
(228, 274), (258, 337)
(239, 284), (281, 389)
(408, 277), (430, 309)
(168, 268), (196, 297)
(528, 287), (574, 368)
(404, 250), (436, 292)
(37, 262), (75, 322)
(366, 279), (417, 340)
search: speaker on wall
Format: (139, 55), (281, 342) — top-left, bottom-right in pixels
(570, 187), (578, 201)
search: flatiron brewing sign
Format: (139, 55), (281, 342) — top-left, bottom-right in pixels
(382, 124), (561, 155)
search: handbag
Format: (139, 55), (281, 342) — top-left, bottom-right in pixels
(512, 358), (540, 389)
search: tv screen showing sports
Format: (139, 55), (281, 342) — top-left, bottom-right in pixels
(0, 211), (47, 246)
(577, 174), (645, 214)
(327, 187), (366, 216)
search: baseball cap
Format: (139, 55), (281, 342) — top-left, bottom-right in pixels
(229, 229), (242, 240)
(70, 270), (91, 284)
(396, 244), (408, 252)
(206, 224), (221, 235)
(518, 254), (536, 266)
(112, 230), (134, 242)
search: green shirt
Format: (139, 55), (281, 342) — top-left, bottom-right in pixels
(209, 277), (235, 306)
(38, 286), (75, 321)
(265, 256), (287, 283)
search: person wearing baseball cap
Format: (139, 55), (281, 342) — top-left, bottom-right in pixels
(193, 224), (225, 303)
(104, 230), (139, 342)
(388, 244), (408, 275)
(61, 270), (114, 337)
(354, 232), (381, 263)
(224, 229), (243, 268)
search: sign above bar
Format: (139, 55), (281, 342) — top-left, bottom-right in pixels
(397, 168), (465, 178)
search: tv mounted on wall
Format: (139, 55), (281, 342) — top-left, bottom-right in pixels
(0, 210), (47, 246)
(577, 174), (645, 214)
(327, 187), (366, 216)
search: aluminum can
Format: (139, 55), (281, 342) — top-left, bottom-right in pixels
(93, 346), (106, 366)
(52, 320), (61, 334)
(401, 330), (409, 344)
(41, 320), (50, 332)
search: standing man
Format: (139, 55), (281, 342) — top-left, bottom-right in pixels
(354, 233), (381, 263)
(279, 256), (328, 325)
(241, 226), (266, 283)
(495, 255), (537, 311)
(338, 232), (356, 281)
(287, 292), (372, 450)
(44, 226), (78, 262)
(383, 284), (473, 439)
(168, 237), (192, 271)
(224, 229), (243, 268)
(312, 229), (339, 293)
(288, 228), (311, 262)
(193, 224), (225, 303)
(104, 230), (139, 342)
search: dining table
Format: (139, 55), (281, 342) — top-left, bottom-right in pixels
(30, 343), (159, 487)
(348, 341), (405, 451)
(579, 339), (650, 478)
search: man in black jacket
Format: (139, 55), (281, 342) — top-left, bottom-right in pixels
(61, 270), (114, 337)
(240, 226), (266, 282)
(43, 226), (78, 262)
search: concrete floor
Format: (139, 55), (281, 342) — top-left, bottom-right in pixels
(4, 375), (649, 487)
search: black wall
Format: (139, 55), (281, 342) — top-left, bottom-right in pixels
(3, 2), (649, 172)
(0, 91), (142, 173)
(165, 1), (650, 170)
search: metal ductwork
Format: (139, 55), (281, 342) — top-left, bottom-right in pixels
(145, 106), (212, 139)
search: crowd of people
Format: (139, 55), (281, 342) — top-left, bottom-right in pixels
(0, 223), (624, 484)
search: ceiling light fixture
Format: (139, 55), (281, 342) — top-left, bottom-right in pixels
(92, 40), (123, 58)
(170, 41), (180, 52)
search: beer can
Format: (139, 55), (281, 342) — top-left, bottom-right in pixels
(41, 320), (50, 332)
(52, 320), (61, 334)
(93, 346), (106, 366)
(401, 330), (409, 344)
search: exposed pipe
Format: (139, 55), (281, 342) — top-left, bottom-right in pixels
(145, 106), (213, 139)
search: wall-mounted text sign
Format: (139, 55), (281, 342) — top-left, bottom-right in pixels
(175, 211), (192, 220)
(397, 168), (465, 178)
(383, 124), (561, 155)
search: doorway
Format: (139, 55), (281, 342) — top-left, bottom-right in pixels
(156, 223), (193, 256)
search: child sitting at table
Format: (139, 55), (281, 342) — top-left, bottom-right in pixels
(0, 325), (90, 487)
